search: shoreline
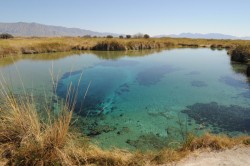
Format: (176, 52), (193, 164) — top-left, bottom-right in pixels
(1, 37), (246, 58)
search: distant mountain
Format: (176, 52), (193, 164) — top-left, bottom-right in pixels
(155, 33), (250, 40)
(0, 22), (119, 37)
(1, 22), (249, 40)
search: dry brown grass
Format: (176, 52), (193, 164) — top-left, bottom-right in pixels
(182, 133), (250, 151)
(1, 37), (250, 58)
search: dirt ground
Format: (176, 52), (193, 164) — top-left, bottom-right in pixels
(172, 146), (250, 166)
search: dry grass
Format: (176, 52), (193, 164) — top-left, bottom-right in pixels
(1, 37), (250, 58)
(182, 133), (250, 151)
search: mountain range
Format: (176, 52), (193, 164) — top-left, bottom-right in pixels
(0, 22), (249, 40)
(155, 33), (250, 40)
(0, 22), (118, 37)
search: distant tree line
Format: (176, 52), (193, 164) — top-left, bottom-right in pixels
(0, 33), (14, 39)
(81, 34), (150, 39)
(0, 33), (150, 39)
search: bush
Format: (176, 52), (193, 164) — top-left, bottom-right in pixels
(231, 45), (250, 63)
(133, 33), (144, 39)
(126, 35), (131, 39)
(106, 35), (113, 38)
(0, 33), (14, 39)
(119, 35), (124, 39)
(144, 34), (150, 39)
(247, 65), (250, 76)
(92, 40), (126, 51)
(82, 35), (91, 38)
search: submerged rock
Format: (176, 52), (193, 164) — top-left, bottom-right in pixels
(191, 80), (208, 87)
(126, 133), (167, 151)
(219, 76), (247, 89)
(97, 60), (138, 67)
(186, 71), (200, 75)
(239, 91), (250, 99)
(114, 83), (131, 96)
(60, 70), (82, 79)
(117, 127), (130, 135)
(87, 125), (117, 136)
(182, 102), (250, 133)
(136, 65), (180, 86)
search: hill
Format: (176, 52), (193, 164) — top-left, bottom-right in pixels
(0, 22), (118, 37)
(155, 33), (250, 40)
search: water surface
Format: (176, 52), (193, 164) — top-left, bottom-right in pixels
(0, 48), (249, 151)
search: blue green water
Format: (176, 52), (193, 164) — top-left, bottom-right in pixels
(0, 48), (250, 150)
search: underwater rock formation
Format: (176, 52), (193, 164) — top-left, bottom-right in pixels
(87, 124), (117, 136)
(115, 83), (130, 96)
(186, 71), (200, 75)
(126, 133), (167, 151)
(182, 102), (250, 133)
(56, 68), (125, 116)
(191, 80), (208, 87)
(136, 65), (180, 86)
(219, 76), (247, 89)
(240, 91), (250, 99)
(97, 60), (138, 67)
(60, 70), (83, 79)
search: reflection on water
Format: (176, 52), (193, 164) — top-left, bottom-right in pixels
(0, 48), (250, 151)
(0, 49), (165, 67)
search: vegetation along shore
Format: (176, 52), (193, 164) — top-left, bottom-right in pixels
(1, 35), (250, 76)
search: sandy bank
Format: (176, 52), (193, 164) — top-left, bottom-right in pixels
(172, 146), (250, 166)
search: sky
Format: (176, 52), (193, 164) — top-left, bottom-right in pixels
(1, 0), (250, 36)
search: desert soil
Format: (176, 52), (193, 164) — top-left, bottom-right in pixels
(171, 146), (250, 166)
